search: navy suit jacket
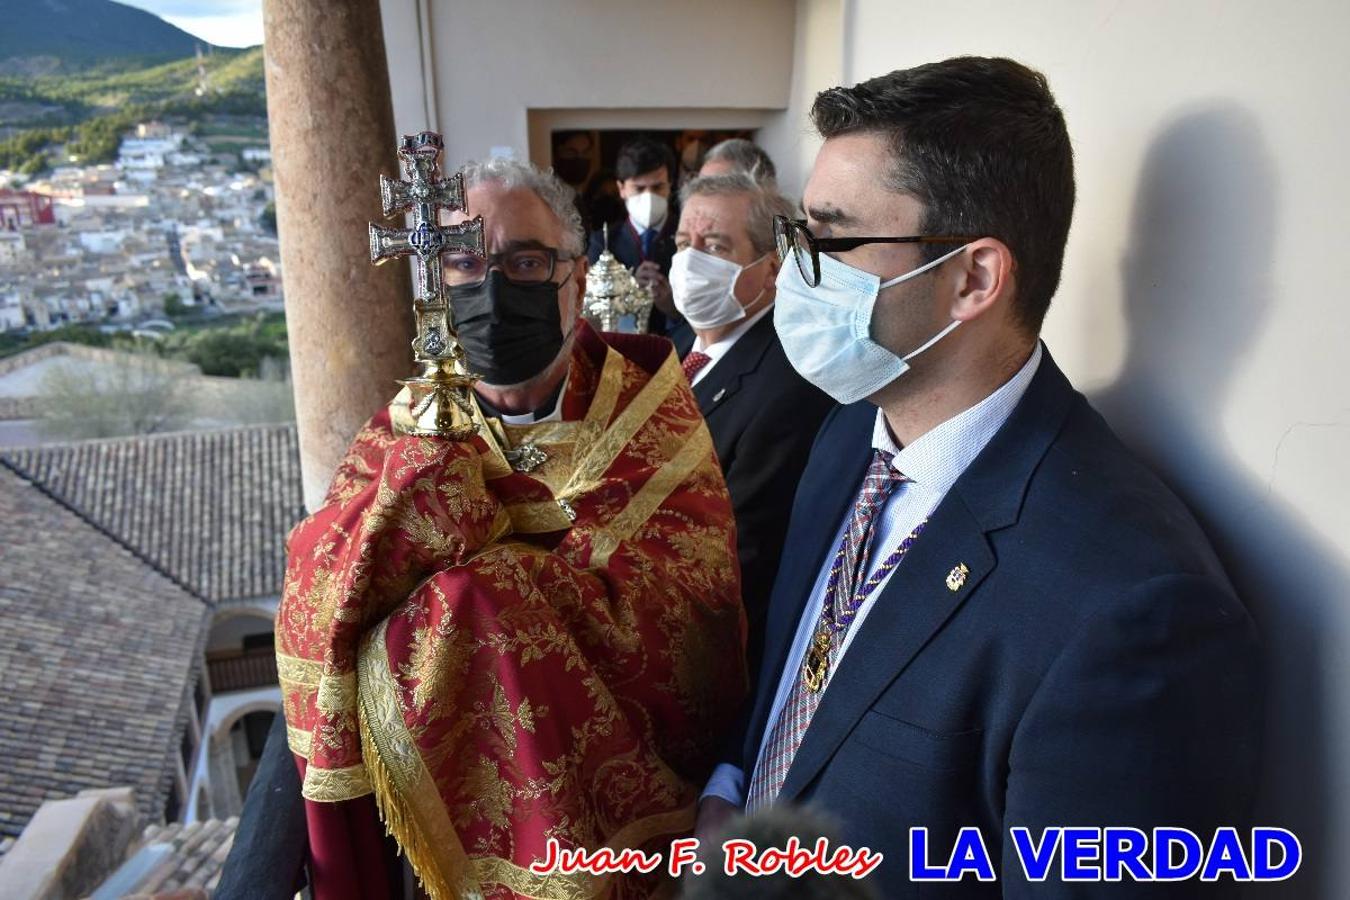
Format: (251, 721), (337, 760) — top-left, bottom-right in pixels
(674, 315), (835, 684)
(738, 347), (1263, 897)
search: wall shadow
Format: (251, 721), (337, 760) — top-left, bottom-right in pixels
(1093, 103), (1346, 898)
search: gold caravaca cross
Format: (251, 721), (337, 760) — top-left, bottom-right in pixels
(369, 132), (487, 438)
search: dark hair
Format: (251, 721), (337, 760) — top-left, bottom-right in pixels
(615, 136), (676, 184)
(810, 56), (1075, 333)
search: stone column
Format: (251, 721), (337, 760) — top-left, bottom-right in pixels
(263, 0), (414, 510)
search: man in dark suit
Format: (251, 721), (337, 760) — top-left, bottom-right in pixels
(587, 136), (680, 333)
(669, 171), (835, 682)
(696, 57), (1263, 897)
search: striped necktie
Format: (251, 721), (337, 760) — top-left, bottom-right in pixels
(744, 448), (922, 812)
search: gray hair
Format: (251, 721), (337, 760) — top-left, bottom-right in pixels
(702, 138), (778, 185)
(458, 156), (586, 256)
(680, 172), (796, 256)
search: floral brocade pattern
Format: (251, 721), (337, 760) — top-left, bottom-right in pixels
(277, 332), (747, 899)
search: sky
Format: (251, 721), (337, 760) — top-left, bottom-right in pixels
(114, 0), (264, 49)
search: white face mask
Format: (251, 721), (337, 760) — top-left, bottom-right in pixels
(773, 244), (968, 405)
(669, 248), (769, 329)
(626, 191), (668, 231)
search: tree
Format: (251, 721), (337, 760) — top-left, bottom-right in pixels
(18, 153), (49, 176)
(37, 352), (193, 440)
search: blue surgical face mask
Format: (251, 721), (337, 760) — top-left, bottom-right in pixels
(773, 244), (968, 404)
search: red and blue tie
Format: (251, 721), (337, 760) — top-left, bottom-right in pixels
(744, 448), (919, 812)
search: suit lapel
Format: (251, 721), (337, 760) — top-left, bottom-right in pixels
(691, 315), (776, 415)
(775, 346), (1080, 800)
(777, 495), (995, 800)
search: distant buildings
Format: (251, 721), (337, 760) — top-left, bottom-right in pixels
(0, 121), (281, 332)
(0, 190), (55, 229)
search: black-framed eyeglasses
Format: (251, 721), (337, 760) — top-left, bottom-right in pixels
(772, 214), (978, 288)
(443, 245), (574, 288)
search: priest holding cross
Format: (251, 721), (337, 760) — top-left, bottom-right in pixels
(275, 134), (747, 900)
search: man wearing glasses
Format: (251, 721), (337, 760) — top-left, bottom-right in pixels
(266, 157), (748, 899)
(695, 57), (1261, 896)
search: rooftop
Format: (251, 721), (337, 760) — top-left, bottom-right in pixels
(1, 423), (304, 603)
(0, 465), (209, 852)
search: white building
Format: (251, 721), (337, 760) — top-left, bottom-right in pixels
(78, 230), (129, 254)
(118, 134), (186, 171)
(0, 231), (26, 264)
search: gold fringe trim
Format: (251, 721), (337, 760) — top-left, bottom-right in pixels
(358, 710), (469, 900)
(358, 620), (481, 899)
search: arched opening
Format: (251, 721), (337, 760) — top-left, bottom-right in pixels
(207, 699), (281, 818)
(229, 709), (276, 799)
(206, 607), (277, 694)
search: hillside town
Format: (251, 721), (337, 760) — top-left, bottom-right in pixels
(0, 120), (280, 333)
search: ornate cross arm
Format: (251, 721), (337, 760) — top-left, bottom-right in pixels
(367, 131), (486, 438)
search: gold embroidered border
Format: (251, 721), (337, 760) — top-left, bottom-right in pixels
(487, 347), (622, 490)
(497, 437), (579, 497)
(276, 652), (322, 686)
(574, 347), (625, 449)
(585, 426), (714, 568)
(505, 499), (576, 534)
(562, 352), (680, 501)
(477, 414), (515, 480)
(316, 671), (357, 713)
(287, 724), (313, 757)
(502, 421), (579, 446)
(358, 619), (481, 899)
(301, 762), (372, 802)
(472, 804), (695, 900)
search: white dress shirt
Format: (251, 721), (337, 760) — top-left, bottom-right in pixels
(688, 304), (773, 388)
(702, 343), (1043, 807)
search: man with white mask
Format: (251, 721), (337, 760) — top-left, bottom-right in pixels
(670, 172), (835, 684)
(695, 57), (1262, 897)
(586, 136), (681, 333)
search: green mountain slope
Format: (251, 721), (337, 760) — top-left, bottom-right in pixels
(0, 0), (225, 73)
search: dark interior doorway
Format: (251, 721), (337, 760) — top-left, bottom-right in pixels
(552, 127), (755, 232)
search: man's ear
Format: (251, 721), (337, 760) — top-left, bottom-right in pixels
(950, 237), (1015, 323)
(761, 253), (781, 294)
(568, 255), (589, 319)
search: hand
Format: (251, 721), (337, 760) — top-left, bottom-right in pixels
(693, 795), (739, 847)
(635, 260), (675, 316)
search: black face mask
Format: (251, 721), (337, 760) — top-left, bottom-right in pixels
(552, 157), (590, 185)
(449, 270), (566, 387)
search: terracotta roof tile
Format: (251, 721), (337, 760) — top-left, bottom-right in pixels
(1, 425), (304, 603)
(0, 466), (209, 850)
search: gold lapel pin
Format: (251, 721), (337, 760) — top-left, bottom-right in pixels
(946, 563), (970, 592)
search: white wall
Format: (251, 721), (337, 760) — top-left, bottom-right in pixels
(761, 1), (1346, 896)
(755, 0), (843, 201)
(380, 0), (796, 166)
